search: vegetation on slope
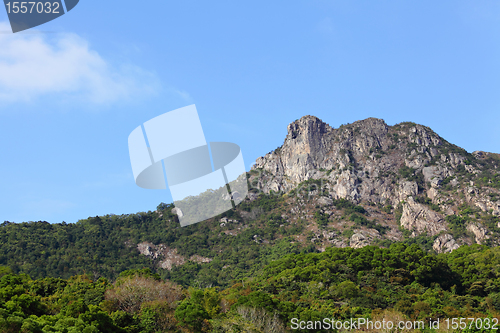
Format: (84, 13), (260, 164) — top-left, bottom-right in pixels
(2, 244), (500, 332)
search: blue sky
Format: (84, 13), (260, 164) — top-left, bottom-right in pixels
(1, 1), (499, 224)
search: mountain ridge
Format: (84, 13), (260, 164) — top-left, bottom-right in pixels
(1, 115), (499, 287)
(249, 115), (500, 252)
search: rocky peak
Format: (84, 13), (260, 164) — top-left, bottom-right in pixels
(284, 115), (333, 160)
(349, 117), (389, 136)
(250, 115), (500, 250)
(286, 115), (332, 141)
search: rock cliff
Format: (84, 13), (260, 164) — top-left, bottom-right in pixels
(250, 116), (500, 252)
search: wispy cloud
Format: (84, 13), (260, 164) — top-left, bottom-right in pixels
(0, 21), (161, 107)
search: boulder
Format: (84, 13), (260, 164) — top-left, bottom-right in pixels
(433, 234), (460, 253)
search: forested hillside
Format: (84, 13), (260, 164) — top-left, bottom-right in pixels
(1, 244), (500, 332)
(0, 197), (310, 287)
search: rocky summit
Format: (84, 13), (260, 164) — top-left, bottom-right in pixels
(249, 116), (500, 252)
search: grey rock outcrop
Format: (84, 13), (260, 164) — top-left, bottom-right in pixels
(349, 229), (380, 249)
(467, 222), (489, 244)
(350, 233), (369, 249)
(433, 234), (460, 253)
(397, 181), (418, 201)
(172, 207), (184, 218)
(251, 116), (446, 207)
(137, 241), (213, 270)
(399, 197), (446, 236)
(317, 196), (333, 206)
(250, 115), (500, 247)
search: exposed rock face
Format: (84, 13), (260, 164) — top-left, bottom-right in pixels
(253, 115), (337, 193)
(350, 233), (369, 249)
(311, 230), (337, 244)
(349, 229), (380, 249)
(399, 197), (446, 236)
(433, 234), (460, 253)
(137, 241), (212, 270)
(252, 116), (444, 205)
(172, 207), (183, 218)
(137, 242), (156, 257)
(317, 197), (333, 206)
(158, 248), (186, 270)
(423, 166), (448, 188)
(467, 223), (489, 244)
(250, 115), (500, 249)
(397, 181), (418, 201)
(190, 255), (213, 264)
(465, 189), (500, 216)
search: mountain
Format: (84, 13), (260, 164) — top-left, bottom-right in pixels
(2, 116), (500, 332)
(1, 116), (499, 287)
(249, 116), (500, 252)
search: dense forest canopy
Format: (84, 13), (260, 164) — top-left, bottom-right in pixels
(1, 244), (500, 332)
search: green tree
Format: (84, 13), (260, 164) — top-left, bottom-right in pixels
(174, 288), (210, 331)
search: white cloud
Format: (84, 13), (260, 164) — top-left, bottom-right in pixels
(0, 22), (161, 106)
